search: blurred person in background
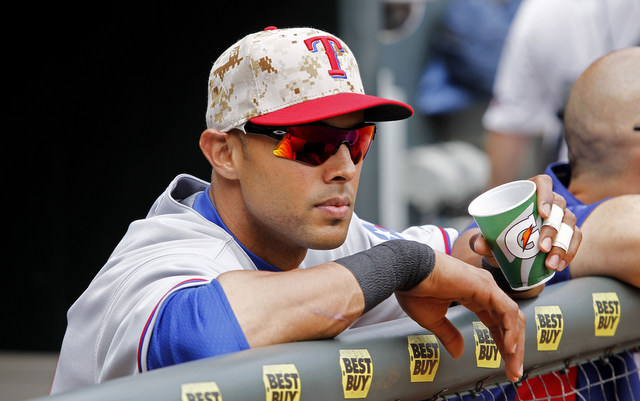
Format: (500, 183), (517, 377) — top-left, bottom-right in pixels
(416, 0), (522, 116)
(482, 0), (640, 188)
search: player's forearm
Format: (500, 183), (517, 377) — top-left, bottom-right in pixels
(570, 239), (640, 287)
(571, 242), (640, 287)
(217, 263), (365, 348)
(219, 240), (437, 348)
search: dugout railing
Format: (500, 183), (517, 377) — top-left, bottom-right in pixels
(33, 276), (640, 401)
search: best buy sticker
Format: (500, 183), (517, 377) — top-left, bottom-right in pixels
(593, 292), (621, 336)
(535, 305), (564, 351)
(407, 335), (440, 382)
(339, 349), (373, 398)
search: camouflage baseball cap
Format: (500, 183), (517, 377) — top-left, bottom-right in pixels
(206, 26), (413, 132)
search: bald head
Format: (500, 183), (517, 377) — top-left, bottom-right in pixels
(564, 47), (640, 178)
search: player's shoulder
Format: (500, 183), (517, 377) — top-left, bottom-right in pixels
(593, 195), (640, 216)
(602, 194), (640, 207)
(582, 195), (640, 229)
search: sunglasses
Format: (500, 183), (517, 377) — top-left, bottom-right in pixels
(238, 121), (377, 166)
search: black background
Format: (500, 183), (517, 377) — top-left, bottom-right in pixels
(6, 2), (338, 352)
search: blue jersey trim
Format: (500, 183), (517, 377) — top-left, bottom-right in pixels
(437, 226), (452, 255)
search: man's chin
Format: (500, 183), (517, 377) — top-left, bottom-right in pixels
(307, 231), (349, 251)
(302, 215), (352, 250)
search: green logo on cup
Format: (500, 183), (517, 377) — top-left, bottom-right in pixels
(498, 202), (540, 260)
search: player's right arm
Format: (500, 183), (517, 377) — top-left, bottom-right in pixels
(146, 261), (365, 370)
(151, 242), (526, 383)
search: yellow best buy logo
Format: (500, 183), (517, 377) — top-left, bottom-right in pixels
(339, 349), (373, 398)
(473, 321), (501, 368)
(593, 292), (621, 336)
(407, 335), (440, 382)
(181, 381), (222, 401)
(535, 305), (563, 351)
(263, 364), (301, 401)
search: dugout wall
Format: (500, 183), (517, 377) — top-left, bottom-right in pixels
(32, 276), (640, 401)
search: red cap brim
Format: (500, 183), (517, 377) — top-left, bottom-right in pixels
(250, 92), (413, 126)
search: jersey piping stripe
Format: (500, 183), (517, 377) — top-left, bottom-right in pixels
(438, 227), (452, 255)
(137, 278), (208, 373)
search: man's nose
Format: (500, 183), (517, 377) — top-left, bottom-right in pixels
(323, 143), (357, 182)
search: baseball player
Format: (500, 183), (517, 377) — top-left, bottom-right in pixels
(51, 27), (580, 394)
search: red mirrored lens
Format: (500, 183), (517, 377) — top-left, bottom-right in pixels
(273, 125), (375, 165)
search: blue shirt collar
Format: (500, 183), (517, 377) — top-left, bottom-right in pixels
(545, 162), (610, 227)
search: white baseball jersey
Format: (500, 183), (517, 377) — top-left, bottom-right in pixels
(51, 174), (458, 393)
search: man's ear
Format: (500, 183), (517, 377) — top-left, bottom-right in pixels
(199, 129), (240, 180)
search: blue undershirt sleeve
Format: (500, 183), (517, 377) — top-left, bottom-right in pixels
(147, 279), (250, 370)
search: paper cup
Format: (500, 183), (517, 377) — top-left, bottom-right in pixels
(468, 180), (555, 291)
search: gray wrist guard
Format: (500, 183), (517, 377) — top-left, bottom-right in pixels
(335, 240), (436, 313)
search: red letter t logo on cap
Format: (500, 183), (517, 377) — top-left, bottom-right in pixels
(304, 36), (347, 79)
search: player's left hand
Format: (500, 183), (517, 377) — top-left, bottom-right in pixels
(395, 251), (526, 382)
